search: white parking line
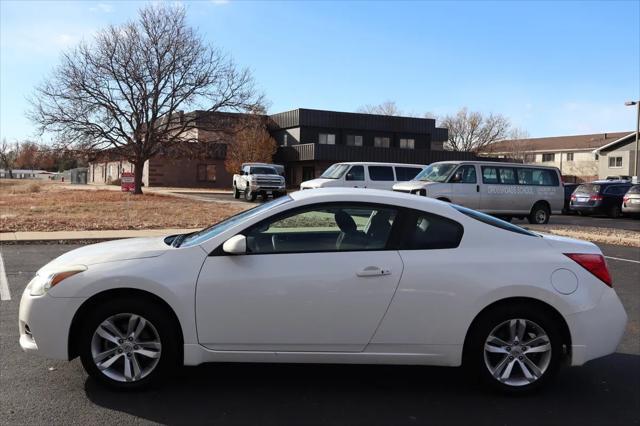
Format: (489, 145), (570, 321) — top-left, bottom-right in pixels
(604, 255), (640, 264)
(0, 252), (11, 301)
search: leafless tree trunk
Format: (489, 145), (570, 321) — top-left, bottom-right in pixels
(439, 107), (512, 152)
(29, 4), (264, 194)
(0, 139), (18, 178)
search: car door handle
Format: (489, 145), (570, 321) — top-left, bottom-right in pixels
(357, 266), (391, 277)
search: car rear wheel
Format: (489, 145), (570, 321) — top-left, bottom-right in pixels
(233, 186), (240, 199)
(466, 304), (563, 393)
(79, 298), (180, 389)
(608, 204), (622, 218)
(528, 203), (550, 224)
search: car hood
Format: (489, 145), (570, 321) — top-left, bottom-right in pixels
(40, 237), (170, 272)
(300, 178), (335, 188)
(392, 180), (436, 191)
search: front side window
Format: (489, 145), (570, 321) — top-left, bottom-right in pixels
(542, 153), (555, 162)
(395, 167), (422, 181)
(368, 166), (395, 181)
(451, 165), (477, 184)
(319, 133), (336, 145)
(197, 164), (216, 182)
(245, 204), (398, 254)
(400, 211), (464, 250)
(374, 137), (390, 148)
(346, 165), (364, 181)
(346, 135), (363, 146)
(415, 163), (457, 182)
(608, 156), (623, 168)
(399, 138), (415, 149)
(320, 164), (350, 179)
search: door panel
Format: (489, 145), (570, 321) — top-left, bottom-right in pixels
(196, 251), (403, 351)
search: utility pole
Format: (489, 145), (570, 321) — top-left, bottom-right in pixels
(625, 100), (640, 182)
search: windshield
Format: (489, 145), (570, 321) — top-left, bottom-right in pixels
(250, 166), (277, 175)
(414, 163), (457, 182)
(320, 164), (351, 179)
(179, 195), (292, 247)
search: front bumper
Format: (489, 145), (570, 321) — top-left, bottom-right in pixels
(566, 287), (627, 366)
(249, 184), (286, 192)
(18, 287), (85, 360)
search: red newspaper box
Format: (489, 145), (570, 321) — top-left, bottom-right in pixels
(121, 172), (135, 192)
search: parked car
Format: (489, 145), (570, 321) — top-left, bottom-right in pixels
(20, 188), (626, 393)
(300, 162), (425, 191)
(622, 184), (640, 216)
(393, 161), (563, 224)
(233, 164), (286, 202)
(569, 180), (632, 218)
(562, 183), (581, 214)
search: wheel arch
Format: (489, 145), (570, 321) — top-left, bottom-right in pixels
(67, 288), (184, 360)
(531, 199), (551, 213)
(462, 297), (572, 365)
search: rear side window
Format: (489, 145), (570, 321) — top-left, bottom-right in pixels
(395, 167), (422, 181)
(400, 211), (464, 250)
(368, 166), (395, 181)
(498, 167), (517, 184)
(453, 205), (538, 237)
(604, 185), (631, 195)
(516, 168), (559, 186)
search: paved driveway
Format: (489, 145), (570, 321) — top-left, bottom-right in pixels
(1, 243), (638, 425)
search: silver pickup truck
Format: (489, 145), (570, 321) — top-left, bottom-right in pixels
(233, 163), (286, 202)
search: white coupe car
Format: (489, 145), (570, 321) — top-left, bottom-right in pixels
(19, 188), (627, 393)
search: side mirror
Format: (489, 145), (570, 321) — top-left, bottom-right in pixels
(222, 235), (247, 255)
(346, 173), (354, 181)
(450, 173), (463, 183)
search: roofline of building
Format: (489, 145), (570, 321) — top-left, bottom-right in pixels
(591, 132), (638, 154)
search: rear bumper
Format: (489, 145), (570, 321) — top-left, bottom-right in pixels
(569, 205), (601, 214)
(566, 288), (627, 366)
(622, 202), (640, 213)
(18, 287), (85, 360)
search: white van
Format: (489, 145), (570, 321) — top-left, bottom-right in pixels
(392, 161), (563, 224)
(300, 162), (426, 191)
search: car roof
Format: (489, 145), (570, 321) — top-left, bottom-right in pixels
(433, 160), (559, 170)
(334, 162), (426, 167)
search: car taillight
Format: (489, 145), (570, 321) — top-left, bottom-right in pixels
(589, 194), (603, 201)
(570, 194), (577, 200)
(565, 253), (612, 287)
(623, 196), (630, 203)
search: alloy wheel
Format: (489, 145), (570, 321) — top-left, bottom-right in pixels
(483, 318), (552, 387)
(90, 313), (162, 383)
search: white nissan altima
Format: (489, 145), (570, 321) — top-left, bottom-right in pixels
(19, 188), (627, 392)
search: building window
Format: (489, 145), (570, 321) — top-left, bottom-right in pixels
(399, 138), (415, 149)
(524, 154), (536, 163)
(542, 153), (555, 162)
(319, 133), (336, 145)
(346, 135), (363, 146)
(608, 156), (623, 168)
(374, 137), (390, 148)
(197, 164), (216, 182)
(566, 152), (574, 161)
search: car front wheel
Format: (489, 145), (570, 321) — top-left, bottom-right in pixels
(466, 304), (563, 393)
(79, 298), (180, 389)
(528, 203), (550, 224)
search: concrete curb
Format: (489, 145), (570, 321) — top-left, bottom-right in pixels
(0, 228), (200, 244)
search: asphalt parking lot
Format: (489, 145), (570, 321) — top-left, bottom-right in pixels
(1, 243), (638, 426)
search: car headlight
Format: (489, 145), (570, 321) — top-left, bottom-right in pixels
(28, 265), (87, 296)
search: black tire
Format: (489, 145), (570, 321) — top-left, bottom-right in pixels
(464, 302), (564, 394)
(78, 297), (180, 390)
(233, 185), (240, 199)
(608, 204), (622, 219)
(244, 188), (256, 202)
(528, 203), (550, 224)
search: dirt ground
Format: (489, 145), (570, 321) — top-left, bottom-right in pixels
(0, 180), (247, 232)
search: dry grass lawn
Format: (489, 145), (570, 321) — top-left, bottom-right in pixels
(0, 180), (247, 232)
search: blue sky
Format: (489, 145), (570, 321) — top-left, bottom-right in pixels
(1, 0), (638, 142)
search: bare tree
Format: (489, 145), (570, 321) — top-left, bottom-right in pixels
(224, 115), (277, 174)
(357, 101), (402, 116)
(29, 4), (263, 194)
(0, 139), (18, 178)
(439, 107), (512, 152)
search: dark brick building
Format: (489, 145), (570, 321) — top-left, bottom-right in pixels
(89, 108), (477, 189)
